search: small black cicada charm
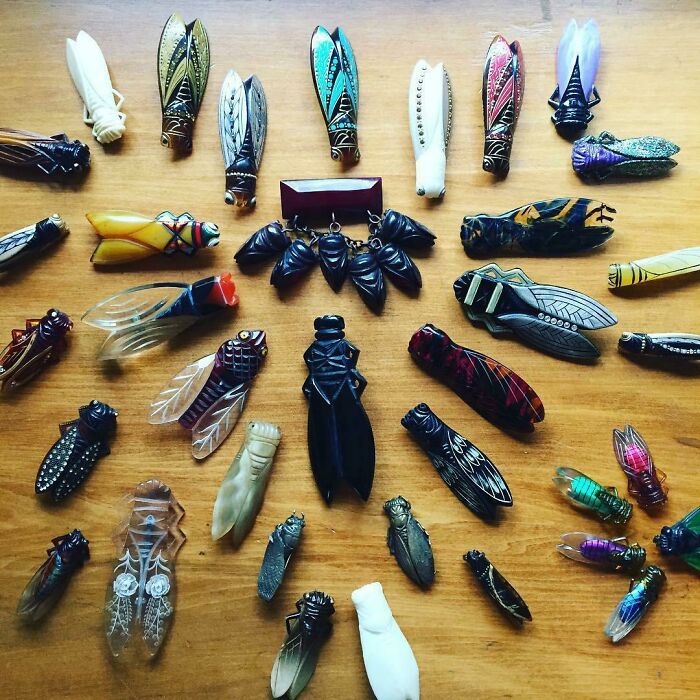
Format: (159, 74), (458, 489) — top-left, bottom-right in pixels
(464, 550), (531, 623)
(384, 496), (435, 587)
(35, 400), (118, 501)
(402, 403), (512, 520)
(0, 128), (90, 177)
(17, 529), (89, 622)
(303, 315), (374, 503)
(258, 512), (305, 601)
(271, 590), (335, 699)
(618, 332), (700, 362)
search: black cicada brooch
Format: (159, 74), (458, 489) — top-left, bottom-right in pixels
(0, 214), (69, 272)
(258, 512), (305, 601)
(0, 128), (90, 177)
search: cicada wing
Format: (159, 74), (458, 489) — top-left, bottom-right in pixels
(557, 532), (609, 564)
(158, 13), (187, 108)
(680, 505), (700, 534)
(142, 554), (176, 656)
(97, 316), (195, 360)
(82, 282), (188, 330)
(486, 564), (531, 621)
(512, 284), (617, 330)
(0, 225), (35, 266)
(35, 424), (80, 494)
(604, 135), (679, 160)
(258, 530), (287, 601)
(105, 560), (138, 657)
(50, 439), (104, 501)
(681, 551), (700, 572)
(17, 554), (65, 621)
(187, 19), (210, 115)
(310, 26), (344, 123)
(613, 159), (677, 177)
(335, 27), (359, 115)
(66, 32), (116, 115)
(497, 313), (600, 359)
(388, 519), (434, 587)
(219, 69), (246, 167)
(0, 331), (37, 386)
(612, 425), (654, 477)
(557, 19), (600, 100)
(247, 75), (267, 171)
(148, 353), (216, 424)
(86, 210), (158, 238)
(429, 453), (495, 518)
(272, 621), (325, 700)
(191, 383), (249, 459)
(604, 591), (647, 643)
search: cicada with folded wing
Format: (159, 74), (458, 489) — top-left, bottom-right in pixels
(258, 512), (305, 601)
(557, 533), (645, 574)
(0, 214), (69, 272)
(0, 128), (89, 177)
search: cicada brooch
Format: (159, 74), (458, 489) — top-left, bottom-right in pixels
(149, 331), (268, 459)
(87, 210), (219, 265)
(82, 272), (238, 360)
(36, 400), (118, 502)
(105, 479), (185, 657)
(0, 128), (89, 177)
(558, 533), (646, 574)
(219, 70), (267, 207)
(258, 512), (304, 601)
(408, 323), (544, 432)
(618, 332), (700, 361)
(310, 25), (359, 162)
(654, 506), (700, 572)
(613, 425), (667, 508)
(0, 214), (68, 272)
(608, 246), (700, 289)
(461, 197), (615, 256)
(18, 529), (89, 622)
(234, 177), (435, 311)
(402, 403), (512, 520)
(0, 308), (72, 391)
(454, 263), (617, 360)
(157, 13), (209, 151)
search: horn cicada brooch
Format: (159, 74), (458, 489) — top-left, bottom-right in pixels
(310, 25), (359, 162)
(234, 178), (435, 311)
(157, 13), (210, 151)
(454, 263), (617, 360)
(105, 479), (185, 657)
(0, 128), (90, 177)
(482, 35), (523, 176)
(0, 214), (69, 272)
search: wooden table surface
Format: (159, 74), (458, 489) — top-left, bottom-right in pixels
(1, 0), (698, 697)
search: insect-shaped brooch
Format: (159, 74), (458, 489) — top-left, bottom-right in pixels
(464, 550), (532, 623)
(0, 127), (90, 177)
(35, 400), (118, 502)
(613, 425), (667, 509)
(454, 263), (618, 360)
(460, 197), (616, 256)
(0, 309), (72, 391)
(557, 533), (646, 574)
(87, 210), (219, 265)
(482, 34), (523, 176)
(608, 246), (700, 289)
(149, 332), (268, 459)
(219, 70), (267, 207)
(0, 214), (69, 272)
(654, 506), (700, 572)
(618, 332), (700, 361)
(549, 18), (601, 134)
(211, 420), (281, 545)
(303, 315), (374, 502)
(553, 467), (633, 526)
(258, 512), (305, 601)
(572, 132), (679, 180)
(82, 272), (238, 360)
(384, 496), (435, 588)
(408, 60), (452, 198)
(157, 13), (210, 151)
(17, 529), (89, 622)
(105, 479), (185, 657)
(310, 25), (360, 162)
(402, 403), (512, 520)
(408, 323), (544, 432)
(604, 566), (665, 643)
(66, 31), (126, 144)
(271, 591), (335, 699)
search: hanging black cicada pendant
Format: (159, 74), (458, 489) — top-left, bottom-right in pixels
(0, 128), (90, 177)
(35, 400), (118, 502)
(17, 529), (89, 622)
(303, 315), (375, 503)
(464, 550), (532, 623)
(402, 403), (512, 520)
(258, 512), (305, 601)
(234, 178), (435, 311)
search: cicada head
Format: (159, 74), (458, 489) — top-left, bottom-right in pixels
(197, 222), (220, 249)
(383, 495), (412, 527)
(80, 400), (118, 436)
(281, 513), (305, 547)
(653, 524), (685, 555)
(463, 549), (489, 576)
(618, 332), (646, 355)
(300, 590), (335, 621)
(219, 330), (267, 381)
(313, 314), (345, 341)
(571, 137), (600, 174)
(41, 308), (73, 339)
(57, 139), (91, 174)
(55, 529), (90, 565)
(408, 323), (447, 365)
(401, 403), (439, 437)
(460, 214), (516, 256)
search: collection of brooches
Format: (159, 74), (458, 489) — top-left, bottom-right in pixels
(4, 10), (698, 696)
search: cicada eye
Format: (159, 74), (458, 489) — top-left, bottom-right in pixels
(239, 331), (250, 340)
(261, 347), (268, 357)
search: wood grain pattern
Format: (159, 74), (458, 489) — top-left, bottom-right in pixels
(1, 1), (699, 697)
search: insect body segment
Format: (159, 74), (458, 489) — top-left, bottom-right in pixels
(88, 210), (219, 265)
(618, 332), (700, 360)
(401, 403), (512, 520)
(454, 263), (617, 360)
(553, 467), (632, 525)
(105, 479), (185, 657)
(35, 400), (117, 502)
(654, 506), (700, 571)
(258, 513), (305, 601)
(0, 308), (72, 390)
(17, 529), (89, 622)
(271, 591), (335, 699)
(605, 566), (665, 643)
(0, 214), (69, 272)
(0, 128), (90, 177)
(558, 533), (646, 573)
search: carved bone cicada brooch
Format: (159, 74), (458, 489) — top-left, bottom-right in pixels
(234, 178), (435, 311)
(454, 263), (617, 360)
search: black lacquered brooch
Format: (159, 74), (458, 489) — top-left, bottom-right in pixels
(234, 178), (435, 311)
